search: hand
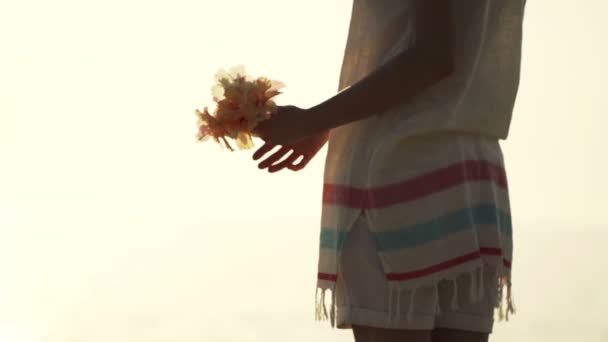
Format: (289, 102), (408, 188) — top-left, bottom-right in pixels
(253, 130), (329, 173)
(253, 105), (313, 145)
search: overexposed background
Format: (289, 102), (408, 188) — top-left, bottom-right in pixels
(1, 0), (607, 341)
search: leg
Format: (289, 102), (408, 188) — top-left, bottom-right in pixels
(353, 325), (431, 342)
(431, 328), (489, 342)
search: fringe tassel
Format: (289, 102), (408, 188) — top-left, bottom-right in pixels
(505, 277), (515, 321)
(330, 288), (336, 327)
(385, 282), (395, 328)
(495, 274), (516, 321)
(387, 284), (417, 324)
(315, 287), (321, 321)
(469, 269), (477, 302)
(396, 285), (402, 322)
(321, 288), (328, 319)
(314, 287), (338, 328)
(451, 278), (459, 310)
(406, 288), (416, 323)
(435, 283), (442, 315)
(497, 301), (505, 321)
(477, 266), (485, 302)
(314, 265), (515, 328)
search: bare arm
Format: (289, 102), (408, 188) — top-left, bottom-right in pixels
(304, 0), (454, 135)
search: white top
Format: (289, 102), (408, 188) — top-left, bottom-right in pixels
(324, 0), (526, 190)
(315, 0), (525, 327)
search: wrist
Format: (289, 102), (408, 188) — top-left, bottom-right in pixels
(304, 104), (332, 137)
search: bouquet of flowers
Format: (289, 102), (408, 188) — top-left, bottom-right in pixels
(195, 65), (285, 151)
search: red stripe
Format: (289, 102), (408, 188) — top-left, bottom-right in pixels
(322, 160), (507, 209)
(386, 251), (482, 281)
(479, 247), (502, 256)
(317, 248), (512, 283)
(317, 272), (338, 281)
(480, 247), (511, 269)
(322, 184), (366, 208)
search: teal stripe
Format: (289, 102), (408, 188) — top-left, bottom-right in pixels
(374, 204), (511, 252)
(320, 230), (348, 250)
(320, 204), (511, 251)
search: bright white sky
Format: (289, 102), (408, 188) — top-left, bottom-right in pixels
(0, 0), (607, 341)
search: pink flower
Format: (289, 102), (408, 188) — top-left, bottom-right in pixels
(195, 66), (284, 151)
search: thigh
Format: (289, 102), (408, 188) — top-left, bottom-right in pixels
(431, 328), (489, 342)
(353, 325), (432, 342)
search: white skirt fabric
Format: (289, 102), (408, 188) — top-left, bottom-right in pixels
(334, 211), (502, 333)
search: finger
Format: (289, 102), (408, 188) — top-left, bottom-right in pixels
(258, 146), (292, 169)
(253, 141), (275, 160)
(268, 153), (302, 173)
(288, 154), (311, 171)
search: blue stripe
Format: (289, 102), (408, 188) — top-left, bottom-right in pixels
(320, 230), (348, 250)
(320, 204), (511, 251)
